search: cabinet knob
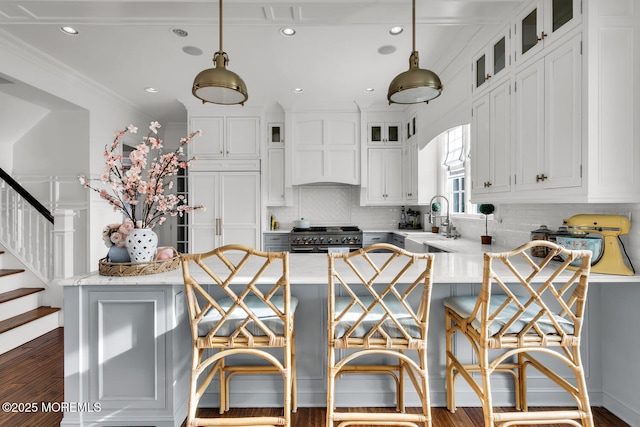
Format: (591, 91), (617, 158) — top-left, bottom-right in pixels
(536, 173), (548, 182)
(537, 32), (547, 41)
(485, 74), (492, 81)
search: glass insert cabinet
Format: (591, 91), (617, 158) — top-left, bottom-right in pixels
(473, 28), (510, 92)
(516, 0), (581, 62)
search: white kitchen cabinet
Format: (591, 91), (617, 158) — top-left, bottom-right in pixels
(364, 147), (403, 205)
(268, 122), (284, 144)
(188, 171), (260, 252)
(514, 0), (581, 65)
(263, 233), (290, 252)
(514, 34), (581, 192)
(403, 139), (418, 203)
(292, 114), (359, 185)
(471, 79), (512, 198)
(266, 147), (285, 206)
(472, 27), (511, 95)
(189, 116), (260, 159)
(368, 122), (401, 145)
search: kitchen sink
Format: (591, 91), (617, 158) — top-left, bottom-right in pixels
(424, 243), (451, 253)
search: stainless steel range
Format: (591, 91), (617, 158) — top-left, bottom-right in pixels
(288, 226), (363, 253)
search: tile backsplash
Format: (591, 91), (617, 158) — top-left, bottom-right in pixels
(268, 186), (639, 273)
(268, 185), (408, 230)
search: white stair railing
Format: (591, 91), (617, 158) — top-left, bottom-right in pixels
(0, 179), (53, 283)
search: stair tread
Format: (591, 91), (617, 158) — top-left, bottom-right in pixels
(0, 307), (60, 335)
(0, 288), (45, 304)
(0, 269), (25, 278)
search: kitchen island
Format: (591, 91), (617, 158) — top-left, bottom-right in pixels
(60, 248), (639, 427)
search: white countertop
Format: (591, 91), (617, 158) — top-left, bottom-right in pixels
(61, 248), (637, 287)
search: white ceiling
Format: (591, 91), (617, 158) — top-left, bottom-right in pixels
(0, 0), (523, 122)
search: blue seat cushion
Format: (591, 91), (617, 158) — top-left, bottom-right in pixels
(198, 295), (298, 337)
(444, 294), (574, 336)
(333, 296), (421, 340)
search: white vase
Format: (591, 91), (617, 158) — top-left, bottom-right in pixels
(126, 228), (158, 262)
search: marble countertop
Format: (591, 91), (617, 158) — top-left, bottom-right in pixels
(61, 248), (637, 287)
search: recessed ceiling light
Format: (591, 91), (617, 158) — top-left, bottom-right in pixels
(172, 28), (189, 37)
(280, 27), (296, 36)
(145, 87), (158, 93)
(378, 45), (397, 55)
(292, 88), (303, 93)
(182, 46), (203, 56)
(365, 88), (375, 92)
(389, 26), (404, 36)
(60, 26), (79, 35)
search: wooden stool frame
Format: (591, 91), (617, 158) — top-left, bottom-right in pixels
(180, 244), (296, 427)
(326, 243), (435, 427)
(445, 240), (594, 427)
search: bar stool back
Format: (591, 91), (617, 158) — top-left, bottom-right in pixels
(327, 243), (435, 427)
(444, 240), (593, 427)
(180, 244), (296, 427)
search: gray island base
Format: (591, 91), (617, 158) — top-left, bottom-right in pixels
(60, 252), (640, 426)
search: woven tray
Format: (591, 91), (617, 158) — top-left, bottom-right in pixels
(98, 248), (180, 276)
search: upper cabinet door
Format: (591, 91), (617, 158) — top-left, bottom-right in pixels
(472, 27), (511, 95)
(515, 0), (581, 65)
(189, 117), (224, 158)
(226, 117), (260, 158)
(268, 123), (284, 144)
(189, 117), (259, 159)
(368, 122), (401, 145)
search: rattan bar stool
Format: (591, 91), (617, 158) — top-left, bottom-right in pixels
(444, 240), (594, 427)
(326, 243), (434, 427)
(180, 244), (297, 427)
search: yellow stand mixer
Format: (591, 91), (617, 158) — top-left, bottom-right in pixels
(562, 214), (635, 276)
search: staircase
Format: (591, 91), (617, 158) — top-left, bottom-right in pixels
(0, 251), (60, 354)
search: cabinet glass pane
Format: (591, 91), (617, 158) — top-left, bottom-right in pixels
(476, 54), (486, 87)
(552, 0), (573, 32)
(270, 125), (282, 143)
(493, 37), (506, 75)
(388, 126), (399, 142)
(371, 125), (382, 142)
(521, 9), (538, 55)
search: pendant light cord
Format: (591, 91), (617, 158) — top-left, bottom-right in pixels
(218, 0), (223, 54)
(412, 0), (416, 53)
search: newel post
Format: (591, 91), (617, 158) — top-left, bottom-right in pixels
(53, 209), (75, 279)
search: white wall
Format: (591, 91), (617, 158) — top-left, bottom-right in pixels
(13, 109), (89, 176)
(0, 91), (50, 171)
(0, 30), (152, 268)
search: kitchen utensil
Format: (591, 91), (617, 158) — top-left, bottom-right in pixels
(293, 218), (310, 229)
(554, 235), (603, 266)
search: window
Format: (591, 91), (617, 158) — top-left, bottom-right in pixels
(441, 125), (472, 214)
(449, 170), (465, 213)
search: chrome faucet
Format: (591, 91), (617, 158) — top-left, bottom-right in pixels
(429, 195), (452, 237)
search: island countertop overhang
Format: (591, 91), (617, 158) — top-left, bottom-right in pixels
(59, 251), (639, 287)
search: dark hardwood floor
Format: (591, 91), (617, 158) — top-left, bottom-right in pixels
(0, 328), (630, 427)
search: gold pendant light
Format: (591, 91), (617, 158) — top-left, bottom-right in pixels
(192, 0), (248, 105)
(387, 0), (442, 104)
